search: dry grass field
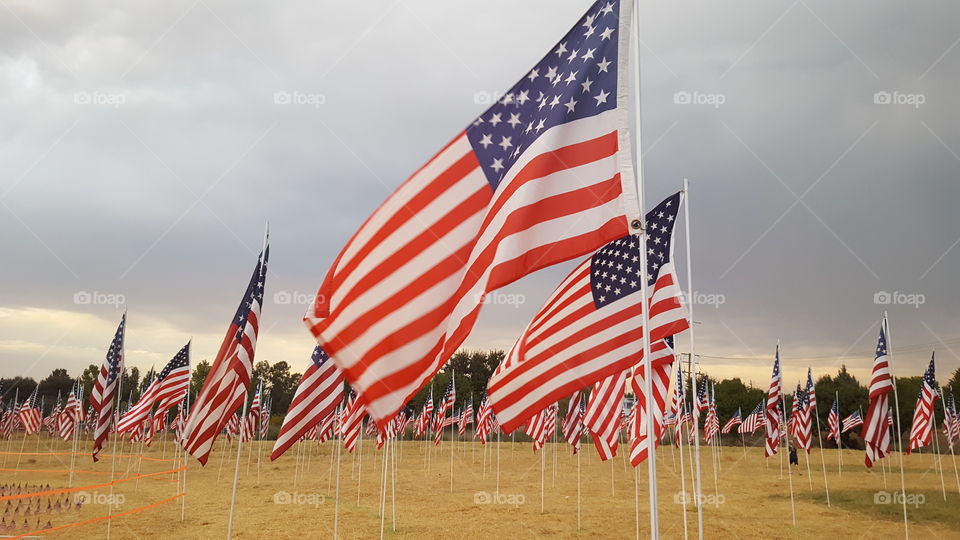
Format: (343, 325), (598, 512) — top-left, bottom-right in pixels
(3, 434), (960, 539)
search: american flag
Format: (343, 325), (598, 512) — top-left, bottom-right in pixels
(703, 385), (719, 444)
(695, 378), (708, 413)
(862, 320), (893, 468)
(458, 402), (474, 436)
(524, 406), (551, 452)
(628, 337), (680, 466)
(90, 314), (125, 461)
(488, 192), (688, 432)
(476, 395), (493, 444)
(764, 345), (783, 458)
(795, 385), (812, 453)
(543, 404), (557, 445)
(562, 391), (585, 453)
(722, 408), (742, 434)
(434, 378), (456, 434)
(414, 393), (433, 439)
(57, 382), (83, 441)
(17, 386), (41, 436)
(271, 345), (344, 460)
(150, 342), (191, 426)
(826, 398), (840, 443)
(242, 382), (263, 442)
(182, 241), (268, 465)
(907, 354), (939, 454)
(944, 394), (959, 448)
(118, 342), (191, 433)
(805, 368), (817, 411)
(304, 0), (642, 430)
(584, 369), (627, 460)
(842, 410), (863, 433)
(787, 384), (801, 440)
(224, 412), (241, 442)
(342, 391), (365, 453)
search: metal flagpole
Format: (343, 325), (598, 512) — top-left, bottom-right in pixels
(937, 388), (960, 494)
(69, 383), (81, 488)
(357, 423), (364, 504)
(779, 386), (796, 527)
(181, 389), (190, 521)
(496, 429), (501, 494)
(884, 313), (910, 540)
(682, 180), (704, 540)
(677, 385), (690, 540)
(629, 2), (660, 536)
(333, 413), (343, 540)
(837, 391), (843, 478)
(577, 447), (582, 531)
(106, 313), (126, 540)
(931, 417), (946, 500)
(812, 400), (831, 506)
(226, 393), (249, 539)
(540, 446), (545, 514)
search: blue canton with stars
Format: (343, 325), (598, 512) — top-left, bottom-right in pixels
(158, 343), (190, 381)
(105, 315), (125, 385)
(311, 345), (331, 369)
(921, 355), (937, 392)
(233, 246), (269, 342)
(875, 325), (887, 359)
(465, 0), (621, 189)
(588, 191), (681, 308)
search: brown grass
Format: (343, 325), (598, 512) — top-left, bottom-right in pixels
(3, 434), (960, 539)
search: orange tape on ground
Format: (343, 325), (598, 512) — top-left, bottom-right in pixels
(0, 451), (177, 462)
(0, 466), (186, 501)
(7, 492), (185, 539)
(0, 467), (178, 482)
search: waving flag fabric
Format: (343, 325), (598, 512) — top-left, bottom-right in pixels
(827, 399), (840, 443)
(764, 345), (783, 458)
(842, 411), (863, 433)
(17, 387), (41, 436)
(182, 242), (268, 465)
(584, 369), (627, 460)
(562, 391), (585, 453)
(150, 342), (191, 424)
(907, 354), (938, 454)
(862, 320), (893, 468)
(628, 337), (679, 466)
(795, 386), (812, 452)
(739, 402), (764, 434)
(91, 314), (125, 461)
(944, 394), (959, 449)
(476, 395), (493, 444)
(117, 343), (190, 433)
(489, 192), (687, 433)
(272, 346), (344, 460)
(304, 0), (642, 429)
(722, 408), (742, 434)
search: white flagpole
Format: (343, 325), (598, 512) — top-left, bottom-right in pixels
(357, 424), (364, 505)
(181, 389), (190, 521)
(333, 414), (343, 540)
(931, 417), (946, 500)
(682, 180), (704, 540)
(106, 311), (126, 540)
(884, 313), (910, 540)
(379, 437), (388, 540)
(837, 391), (843, 478)
(629, 1), (660, 536)
(937, 387), (960, 494)
(69, 383), (82, 488)
(812, 400), (831, 506)
(779, 384), (797, 527)
(677, 388), (690, 540)
(225, 393), (249, 539)
(496, 429), (501, 494)
(540, 445), (545, 514)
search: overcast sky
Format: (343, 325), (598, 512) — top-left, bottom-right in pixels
(1, 0), (958, 391)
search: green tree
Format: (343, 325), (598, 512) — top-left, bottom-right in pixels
(190, 360), (211, 398)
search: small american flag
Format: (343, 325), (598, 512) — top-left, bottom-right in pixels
(907, 354), (939, 454)
(628, 337), (679, 466)
(721, 408), (742, 434)
(739, 401), (763, 434)
(241, 382), (263, 442)
(826, 398), (840, 443)
(795, 385), (812, 453)
(458, 402), (474, 436)
(305, 0), (643, 429)
(842, 410), (863, 433)
(17, 386), (42, 436)
(117, 342), (190, 433)
(703, 385), (720, 444)
(433, 378), (456, 435)
(584, 370), (627, 460)
(91, 314), (125, 461)
(862, 320), (893, 468)
(271, 345), (344, 460)
(562, 391), (585, 454)
(475, 395), (493, 444)
(944, 394), (959, 449)
(182, 240), (268, 465)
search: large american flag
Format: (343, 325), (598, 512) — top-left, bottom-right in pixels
(907, 354), (939, 454)
(764, 345), (783, 458)
(150, 342), (191, 427)
(117, 342), (190, 433)
(271, 346), (344, 460)
(488, 192), (688, 432)
(862, 319), (893, 468)
(841, 410), (863, 433)
(826, 398), (840, 443)
(182, 242), (268, 465)
(90, 314), (125, 461)
(304, 0), (642, 430)
(17, 386), (41, 436)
